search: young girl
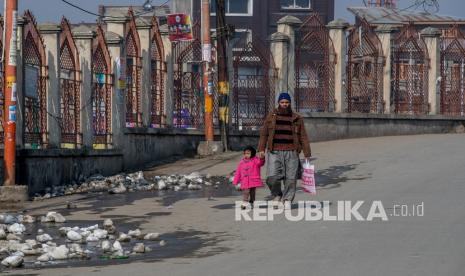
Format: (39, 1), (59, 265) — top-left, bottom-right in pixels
(233, 146), (265, 209)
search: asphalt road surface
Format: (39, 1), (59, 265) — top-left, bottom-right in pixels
(9, 133), (465, 276)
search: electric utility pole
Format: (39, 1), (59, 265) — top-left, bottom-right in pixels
(201, 0), (214, 141)
(215, 0), (229, 150)
(3, 0), (18, 186)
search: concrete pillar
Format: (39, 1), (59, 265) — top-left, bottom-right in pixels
(171, 0), (193, 15)
(328, 19), (349, 113)
(269, 32), (290, 100)
(39, 24), (61, 148)
(105, 18), (126, 38)
(276, 15), (302, 109)
(376, 25), (396, 114)
(161, 27), (173, 127)
(106, 33), (125, 149)
(137, 21), (153, 127)
(73, 27), (96, 149)
(421, 27), (441, 115)
(15, 17), (25, 148)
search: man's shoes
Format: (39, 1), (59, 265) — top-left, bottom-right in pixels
(264, 194), (274, 201)
(271, 196), (282, 209)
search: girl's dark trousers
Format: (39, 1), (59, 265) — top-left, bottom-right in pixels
(242, 187), (256, 204)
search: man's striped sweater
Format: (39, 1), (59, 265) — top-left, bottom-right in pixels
(273, 112), (296, 151)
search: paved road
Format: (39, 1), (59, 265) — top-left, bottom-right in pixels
(10, 133), (465, 276)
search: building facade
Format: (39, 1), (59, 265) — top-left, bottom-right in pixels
(172, 0), (334, 43)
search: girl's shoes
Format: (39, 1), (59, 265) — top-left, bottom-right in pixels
(240, 201), (249, 210)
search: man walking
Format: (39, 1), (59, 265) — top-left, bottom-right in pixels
(258, 92), (312, 207)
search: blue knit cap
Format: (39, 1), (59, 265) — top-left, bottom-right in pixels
(278, 92), (291, 102)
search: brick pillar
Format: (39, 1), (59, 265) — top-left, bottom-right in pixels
(269, 32), (290, 101)
(421, 27), (442, 115)
(161, 27), (173, 127)
(106, 33), (125, 149)
(137, 20), (152, 127)
(376, 25), (396, 114)
(276, 15), (302, 109)
(328, 19), (349, 113)
(73, 27), (96, 149)
(39, 24), (61, 148)
(104, 18), (127, 148)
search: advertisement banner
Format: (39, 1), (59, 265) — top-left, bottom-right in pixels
(167, 13), (193, 42)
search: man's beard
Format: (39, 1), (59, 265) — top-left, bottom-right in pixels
(277, 105), (292, 115)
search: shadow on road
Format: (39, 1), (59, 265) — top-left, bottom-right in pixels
(316, 163), (371, 189)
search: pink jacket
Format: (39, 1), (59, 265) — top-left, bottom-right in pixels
(233, 156), (265, 189)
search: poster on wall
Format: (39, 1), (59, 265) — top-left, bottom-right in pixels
(25, 65), (39, 99)
(167, 13), (193, 42)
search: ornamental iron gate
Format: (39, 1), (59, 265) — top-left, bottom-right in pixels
(150, 17), (166, 127)
(232, 36), (277, 130)
(392, 23), (429, 115)
(92, 25), (113, 147)
(172, 21), (203, 129)
(60, 17), (81, 148)
(210, 45), (220, 127)
(125, 9), (142, 127)
(23, 11), (48, 148)
(295, 13), (335, 112)
(347, 18), (385, 113)
(440, 25), (465, 116)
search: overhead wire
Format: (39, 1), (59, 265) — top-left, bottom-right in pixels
(60, 0), (171, 19)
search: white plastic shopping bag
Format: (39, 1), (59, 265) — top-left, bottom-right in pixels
(301, 160), (316, 194)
